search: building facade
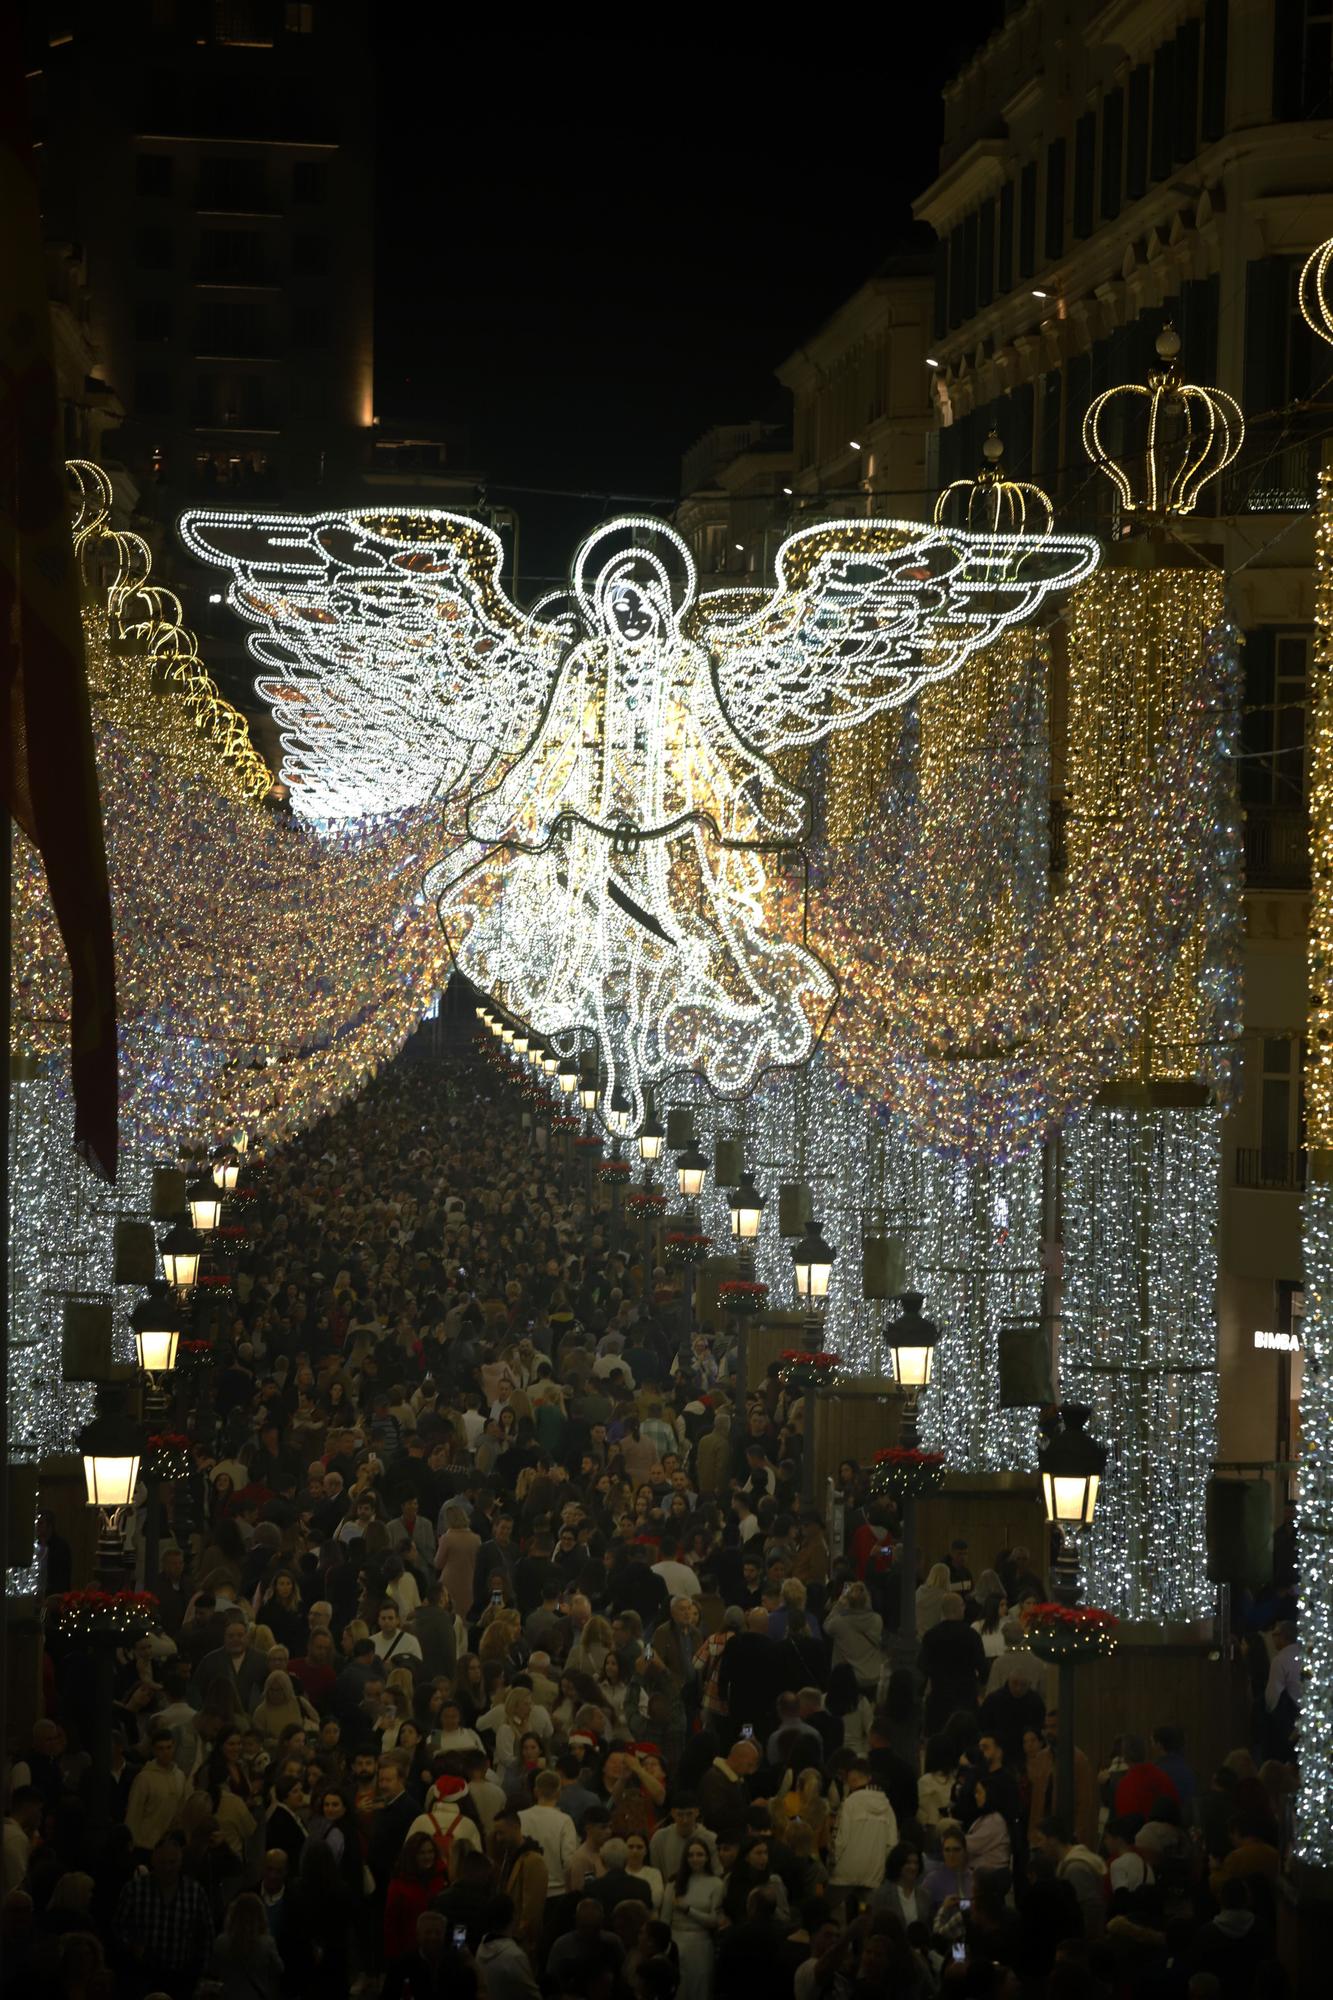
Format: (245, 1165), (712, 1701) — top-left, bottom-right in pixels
(29, 0), (375, 518)
(912, 0), (1330, 1487)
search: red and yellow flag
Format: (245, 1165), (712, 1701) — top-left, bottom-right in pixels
(0, 21), (117, 1178)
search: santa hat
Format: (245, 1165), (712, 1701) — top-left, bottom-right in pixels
(431, 1774), (467, 1803)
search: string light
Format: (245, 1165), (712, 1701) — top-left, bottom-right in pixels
(1296, 470), (1333, 1864)
(185, 506), (1096, 1112)
(932, 432), (1054, 583)
(1082, 326), (1244, 517)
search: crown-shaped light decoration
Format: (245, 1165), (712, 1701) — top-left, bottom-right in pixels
(933, 431), (1054, 581)
(1299, 235), (1333, 348)
(1082, 324), (1243, 517)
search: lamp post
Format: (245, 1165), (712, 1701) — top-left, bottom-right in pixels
(78, 1384), (144, 1586)
(882, 1291), (941, 1665)
(184, 1173), (223, 1236)
(792, 1218), (836, 1506)
(725, 1167), (766, 1424)
(159, 1217), (203, 1295)
(675, 1141), (710, 1336)
(131, 1284), (181, 1589)
(637, 1098), (666, 1288)
(1037, 1401), (1108, 1828)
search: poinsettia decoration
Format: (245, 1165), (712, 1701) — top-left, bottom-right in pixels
(53, 1589), (161, 1637)
(778, 1349), (841, 1368)
(1021, 1601), (1119, 1660)
(624, 1188), (668, 1213)
(596, 1159), (632, 1183)
(663, 1231), (712, 1267)
(870, 1445), (947, 1497)
(146, 1433), (194, 1480)
(717, 1277), (769, 1317)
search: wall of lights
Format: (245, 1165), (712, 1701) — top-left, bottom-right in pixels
(1296, 469), (1333, 1863)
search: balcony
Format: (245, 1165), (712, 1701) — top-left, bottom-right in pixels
(1243, 807), (1308, 891)
(1222, 423), (1320, 516)
(1234, 1147), (1307, 1192)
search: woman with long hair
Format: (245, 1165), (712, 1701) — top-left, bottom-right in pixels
(660, 1836), (724, 2000)
(501, 1730), (547, 1810)
(256, 1569), (308, 1653)
(208, 1891), (286, 1998)
(971, 1588), (1009, 1660)
(251, 1670), (313, 1747)
(383, 1832), (441, 1961)
(598, 1649), (631, 1728)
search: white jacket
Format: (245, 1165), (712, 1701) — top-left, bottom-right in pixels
(831, 1785), (898, 1887)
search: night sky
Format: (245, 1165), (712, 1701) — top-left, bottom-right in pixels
(372, 13), (1004, 591)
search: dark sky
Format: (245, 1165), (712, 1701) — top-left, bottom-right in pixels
(372, 12), (1004, 591)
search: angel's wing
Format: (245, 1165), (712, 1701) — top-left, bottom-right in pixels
(178, 508), (563, 819)
(692, 520), (1099, 750)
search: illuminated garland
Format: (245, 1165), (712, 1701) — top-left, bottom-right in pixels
(1296, 472), (1333, 1863)
(1082, 326), (1243, 518)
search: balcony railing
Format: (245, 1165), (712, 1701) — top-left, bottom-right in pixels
(1222, 424), (1320, 516)
(1234, 1147), (1307, 1192)
(1244, 807), (1308, 890)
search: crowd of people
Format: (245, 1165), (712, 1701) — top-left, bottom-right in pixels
(0, 1020), (1302, 2000)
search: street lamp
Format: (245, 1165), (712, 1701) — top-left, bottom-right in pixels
(212, 1151), (240, 1194)
(1039, 1402), (1106, 1544)
(78, 1387), (143, 1535)
(637, 1105), (666, 1165)
(728, 1169), (766, 1246)
(885, 1290), (939, 1392)
(131, 1285), (180, 1377)
(159, 1217), (203, 1293)
(557, 1056), (579, 1096)
(578, 1064), (600, 1115)
(792, 1217), (836, 1304)
(606, 1086), (633, 1140)
(513, 1028), (530, 1055)
(675, 1142), (709, 1203)
(185, 1174), (222, 1235)
(541, 1046), (559, 1078)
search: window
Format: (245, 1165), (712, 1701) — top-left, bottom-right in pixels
(135, 368), (170, 414)
(214, 1), (273, 43)
(1044, 137), (1066, 262)
(196, 156), (267, 211)
(196, 301), (267, 356)
(933, 236), (949, 340)
(960, 210), (978, 322)
(1243, 257), (1319, 419)
(1150, 38), (1176, 181)
(998, 179), (1014, 293)
(1241, 630), (1309, 809)
(1273, 0), (1333, 119)
(291, 232), (328, 275)
(1126, 63), (1150, 198)
(1202, 0), (1229, 138)
(135, 299), (173, 342)
(978, 197), (995, 309)
(292, 160), (327, 202)
(292, 304), (327, 347)
(1175, 17), (1200, 159)
(198, 227), (265, 282)
(1100, 87), (1124, 219)
(135, 153), (173, 197)
(1260, 1038), (1303, 1182)
(1073, 112), (1095, 239)
(1018, 160), (1036, 279)
(285, 1), (315, 28)
(947, 227), (964, 330)
(135, 225), (173, 270)
(1036, 368), (1062, 486)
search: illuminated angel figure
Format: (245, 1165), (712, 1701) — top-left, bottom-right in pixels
(180, 506), (1098, 1113)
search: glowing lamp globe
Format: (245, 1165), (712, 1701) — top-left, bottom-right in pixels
(557, 1057), (579, 1096)
(638, 1112), (666, 1164)
(675, 1142), (709, 1202)
(792, 1217), (836, 1303)
(131, 1287), (180, 1374)
(160, 1218), (204, 1291)
(212, 1154), (240, 1193)
(541, 1047), (559, 1077)
(884, 1290), (939, 1389)
(512, 1029), (530, 1054)
(606, 1087), (633, 1138)
(78, 1400), (143, 1510)
(578, 1066), (600, 1114)
(1038, 1402), (1107, 1530)
(185, 1175), (222, 1234)
(729, 1169), (766, 1243)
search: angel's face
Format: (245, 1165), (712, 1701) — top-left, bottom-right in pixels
(609, 584), (653, 642)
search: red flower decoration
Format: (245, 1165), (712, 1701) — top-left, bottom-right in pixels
(872, 1446), (946, 1467)
(1021, 1603), (1119, 1630)
(717, 1279), (768, 1297)
(147, 1433), (192, 1451)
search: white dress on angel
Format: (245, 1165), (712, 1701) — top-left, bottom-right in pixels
(178, 506), (1098, 1112)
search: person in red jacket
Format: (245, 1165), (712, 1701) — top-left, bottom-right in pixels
(384, 1832), (444, 1963)
(1113, 1734), (1180, 1819)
